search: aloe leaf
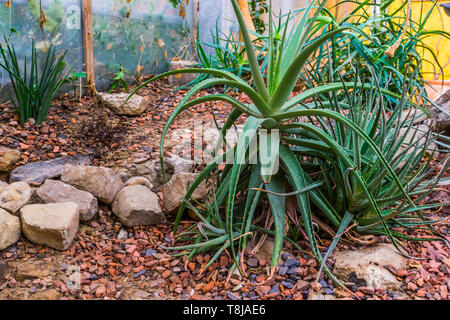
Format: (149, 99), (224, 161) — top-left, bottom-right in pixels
(265, 172), (286, 268)
(227, 116), (266, 274)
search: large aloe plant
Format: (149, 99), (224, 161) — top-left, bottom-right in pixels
(127, 0), (448, 286)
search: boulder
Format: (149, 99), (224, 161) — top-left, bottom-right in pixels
(168, 59), (198, 86)
(99, 92), (147, 116)
(0, 146), (20, 172)
(333, 243), (408, 291)
(112, 185), (165, 227)
(0, 181), (32, 214)
(36, 179), (98, 222)
(61, 165), (124, 204)
(0, 181), (8, 192)
(431, 90), (450, 136)
(162, 172), (207, 213)
(20, 202), (79, 250)
(10, 155), (92, 185)
(0, 208), (21, 250)
(135, 155), (193, 190)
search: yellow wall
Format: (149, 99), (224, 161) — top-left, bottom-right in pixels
(390, 0), (450, 80)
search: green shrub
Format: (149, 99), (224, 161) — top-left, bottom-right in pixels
(305, 0), (450, 109)
(0, 37), (68, 126)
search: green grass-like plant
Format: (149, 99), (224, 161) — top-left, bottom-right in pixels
(0, 37), (68, 126)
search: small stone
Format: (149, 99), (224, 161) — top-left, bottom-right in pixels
(202, 281), (214, 293)
(0, 147), (20, 172)
(281, 281), (294, 289)
(247, 257), (258, 268)
(279, 266), (288, 276)
(358, 286), (375, 295)
(324, 288), (335, 295)
(134, 270), (147, 278)
(20, 202), (79, 250)
(145, 248), (156, 257)
(162, 270), (171, 279)
(227, 291), (239, 300)
(149, 278), (165, 289)
(296, 280), (310, 291)
(99, 92), (147, 116)
(257, 285), (271, 296)
(285, 258), (300, 268)
(117, 229), (128, 240)
(269, 285), (280, 295)
(319, 279), (328, 288)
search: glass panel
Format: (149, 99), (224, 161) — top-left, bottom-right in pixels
(92, 0), (191, 90)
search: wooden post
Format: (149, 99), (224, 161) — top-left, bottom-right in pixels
(192, 0), (199, 59)
(81, 0), (95, 96)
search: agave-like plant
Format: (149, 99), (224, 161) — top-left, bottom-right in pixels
(0, 37), (69, 126)
(127, 0), (448, 285)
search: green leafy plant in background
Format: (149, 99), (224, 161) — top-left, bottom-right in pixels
(305, 0), (450, 109)
(191, 18), (264, 88)
(128, 0), (448, 287)
(0, 37), (69, 126)
(249, 0), (268, 34)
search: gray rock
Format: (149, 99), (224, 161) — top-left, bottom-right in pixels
(333, 243), (408, 291)
(135, 155), (193, 190)
(61, 165), (124, 204)
(36, 179), (98, 222)
(431, 90), (450, 136)
(10, 155), (92, 185)
(99, 92), (147, 116)
(117, 229), (128, 240)
(168, 60), (198, 86)
(162, 172), (207, 213)
(20, 202), (79, 250)
(112, 185), (165, 227)
(0, 208), (21, 250)
(0, 146), (20, 172)
(0, 181), (32, 214)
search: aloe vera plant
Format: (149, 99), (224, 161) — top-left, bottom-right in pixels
(127, 0), (448, 286)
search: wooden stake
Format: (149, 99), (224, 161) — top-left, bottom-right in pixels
(81, 0), (95, 96)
